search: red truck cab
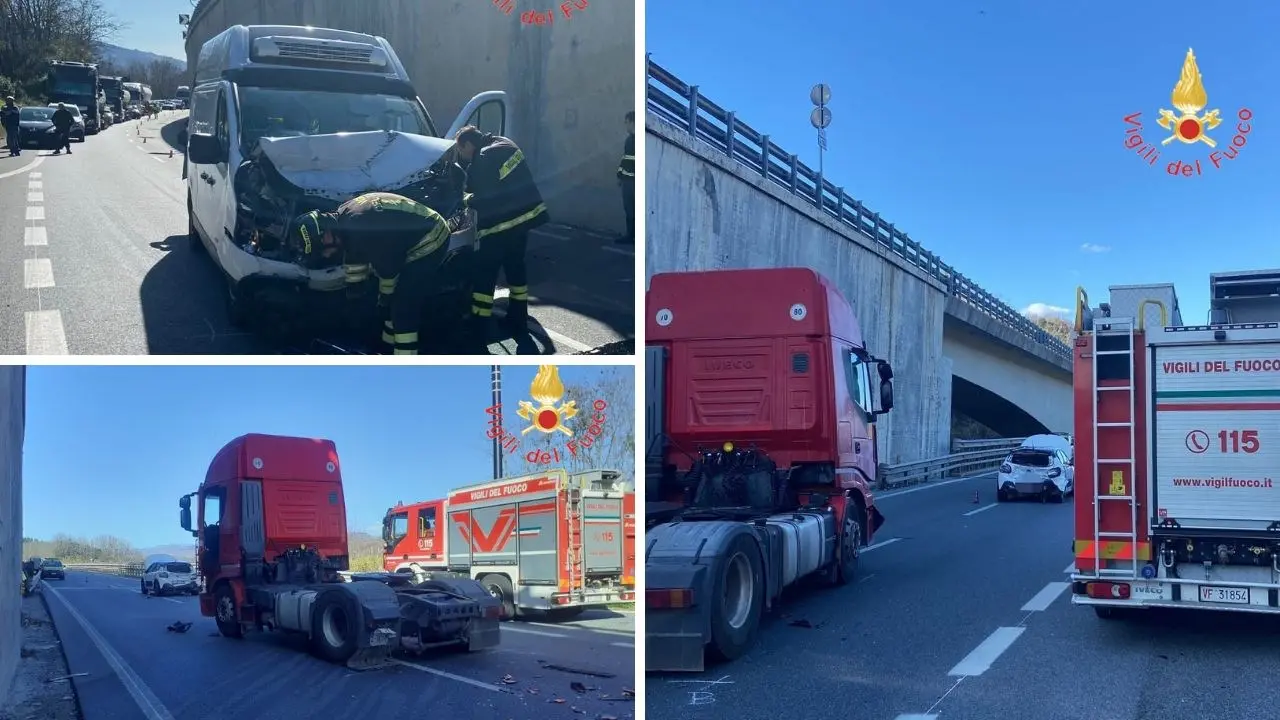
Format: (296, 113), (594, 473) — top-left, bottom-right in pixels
(645, 267), (894, 671)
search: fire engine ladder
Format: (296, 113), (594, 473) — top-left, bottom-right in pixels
(1090, 315), (1141, 580)
(567, 487), (584, 598)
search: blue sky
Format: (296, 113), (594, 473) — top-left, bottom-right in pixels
(102, 0), (190, 60)
(22, 365), (632, 548)
(647, 0), (1280, 324)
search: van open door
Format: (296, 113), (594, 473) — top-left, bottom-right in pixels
(444, 91), (510, 140)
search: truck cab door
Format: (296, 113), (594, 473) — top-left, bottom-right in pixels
(443, 91), (510, 140)
(839, 347), (877, 475)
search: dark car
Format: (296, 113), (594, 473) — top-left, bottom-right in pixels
(47, 104), (85, 142)
(17, 107), (62, 150)
(41, 558), (66, 580)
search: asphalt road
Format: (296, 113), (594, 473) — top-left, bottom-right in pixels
(646, 471), (1280, 720)
(0, 112), (633, 355)
(41, 570), (634, 720)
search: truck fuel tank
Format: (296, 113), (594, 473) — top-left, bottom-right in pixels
(759, 510), (836, 587)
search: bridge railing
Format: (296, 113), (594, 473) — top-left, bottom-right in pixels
(646, 57), (1071, 362)
(878, 437), (1028, 490)
(64, 562), (145, 577)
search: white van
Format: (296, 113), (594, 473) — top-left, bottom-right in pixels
(184, 24), (509, 331)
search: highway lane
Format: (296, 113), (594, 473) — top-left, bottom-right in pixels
(44, 570), (634, 720)
(0, 112), (633, 355)
(646, 472), (1079, 720)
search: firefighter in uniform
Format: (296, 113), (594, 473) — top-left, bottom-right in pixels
(288, 192), (450, 355)
(618, 111), (636, 245)
(453, 126), (547, 351)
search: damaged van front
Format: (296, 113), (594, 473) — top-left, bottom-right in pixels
(184, 24), (509, 343)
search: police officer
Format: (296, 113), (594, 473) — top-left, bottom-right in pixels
(617, 111), (635, 245)
(288, 192), (450, 355)
(453, 126), (547, 350)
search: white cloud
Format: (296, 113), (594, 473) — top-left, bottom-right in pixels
(1080, 243), (1111, 253)
(1022, 303), (1070, 320)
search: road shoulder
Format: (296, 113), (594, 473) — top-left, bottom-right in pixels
(0, 591), (81, 720)
(42, 585), (148, 720)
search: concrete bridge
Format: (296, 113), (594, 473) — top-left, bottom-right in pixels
(644, 59), (1072, 465)
(183, 0), (634, 234)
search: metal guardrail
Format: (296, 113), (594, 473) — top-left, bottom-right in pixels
(951, 437), (1029, 452)
(65, 562), (145, 578)
(877, 446), (1016, 490)
(645, 57), (1072, 362)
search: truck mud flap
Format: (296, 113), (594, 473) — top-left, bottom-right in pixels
(314, 582), (403, 671)
(397, 576), (502, 651)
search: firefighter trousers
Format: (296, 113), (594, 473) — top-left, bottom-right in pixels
(470, 226), (530, 330)
(620, 177), (635, 243)
(380, 256), (438, 355)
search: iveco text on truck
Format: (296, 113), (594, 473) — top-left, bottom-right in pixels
(644, 267), (895, 671)
(1071, 269), (1280, 619)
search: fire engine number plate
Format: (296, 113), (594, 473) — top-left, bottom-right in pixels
(1199, 585), (1250, 604)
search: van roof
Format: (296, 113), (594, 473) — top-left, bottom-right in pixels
(194, 24), (410, 86)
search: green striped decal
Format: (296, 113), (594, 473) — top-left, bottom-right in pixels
(1156, 389), (1280, 398)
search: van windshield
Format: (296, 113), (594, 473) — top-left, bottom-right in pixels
(237, 87), (435, 147)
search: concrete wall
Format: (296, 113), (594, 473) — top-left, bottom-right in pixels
(0, 366), (25, 703)
(185, 0), (635, 233)
(944, 318), (1073, 433)
(646, 114), (952, 464)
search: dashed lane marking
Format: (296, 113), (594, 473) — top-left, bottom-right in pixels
(43, 585), (176, 720)
(24, 227), (47, 246)
(1021, 581), (1070, 612)
(1064, 562), (1077, 574)
(25, 310), (68, 355)
(390, 659), (504, 692)
(0, 154), (43, 180)
(863, 537), (901, 553)
(23, 258), (54, 289)
(28, 180), (41, 190)
(963, 502), (999, 517)
(502, 626), (566, 638)
(893, 715), (939, 720)
(27, 192), (42, 203)
(610, 641), (634, 648)
(947, 626), (1025, 677)
(25, 205), (43, 221)
(602, 244), (633, 257)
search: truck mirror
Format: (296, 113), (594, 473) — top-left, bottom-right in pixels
(877, 360), (894, 382)
(877, 379), (894, 414)
(179, 495), (191, 510)
(180, 506), (193, 534)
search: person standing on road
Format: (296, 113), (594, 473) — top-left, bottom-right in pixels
(2, 97), (21, 157)
(287, 192), (451, 355)
(51, 103), (73, 155)
(617, 111), (636, 245)
(453, 125), (547, 353)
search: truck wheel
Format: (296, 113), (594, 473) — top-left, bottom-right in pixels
(707, 533), (764, 662)
(214, 585), (244, 639)
(310, 593), (358, 664)
(480, 575), (516, 620)
(830, 510), (863, 586)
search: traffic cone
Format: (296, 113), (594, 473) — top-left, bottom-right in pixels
(972, 490), (980, 504)
(142, 137), (146, 143)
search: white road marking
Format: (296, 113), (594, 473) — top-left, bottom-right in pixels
(611, 641), (634, 648)
(533, 228), (574, 241)
(876, 472), (996, 500)
(25, 310), (68, 355)
(0, 155), (44, 180)
(24, 226), (47, 246)
(863, 537), (901, 553)
(27, 192), (43, 203)
(28, 180), (42, 190)
(894, 715), (939, 720)
(1064, 562), (1077, 574)
(489, 288), (596, 352)
(44, 586), (176, 720)
(948, 627), (1025, 677)
(963, 502), (999, 517)
(29, 171), (41, 179)
(25, 205), (44, 221)
(602, 245), (633, 257)
(390, 659), (503, 692)
(1021, 582), (1070, 612)
(501, 625), (566, 638)
(23, 258), (55, 289)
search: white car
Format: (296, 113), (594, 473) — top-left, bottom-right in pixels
(996, 445), (1074, 503)
(141, 556), (200, 596)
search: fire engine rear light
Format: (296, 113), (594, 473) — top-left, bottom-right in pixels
(552, 594), (571, 605)
(619, 591), (634, 602)
(647, 588), (693, 609)
(1085, 582), (1130, 600)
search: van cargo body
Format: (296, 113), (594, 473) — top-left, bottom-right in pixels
(1072, 271), (1280, 618)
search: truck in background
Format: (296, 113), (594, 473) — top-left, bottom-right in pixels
(643, 267), (895, 672)
(99, 75), (130, 119)
(122, 81), (152, 116)
(178, 433), (502, 668)
(176, 85), (190, 108)
(48, 61), (102, 133)
(382, 469), (636, 620)
(1071, 269), (1280, 619)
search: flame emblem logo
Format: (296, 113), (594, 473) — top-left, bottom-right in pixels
(1157, 48), (1222, 147)
(516, 365), (579, 436)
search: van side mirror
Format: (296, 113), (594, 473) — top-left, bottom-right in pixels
(187, 133), (223, 164)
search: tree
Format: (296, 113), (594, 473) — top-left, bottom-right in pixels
(497, 366), (635, 483)
(0, 0), (122, 102)
(22, 533), (142, 564)
(1033, 314), (1073, 344)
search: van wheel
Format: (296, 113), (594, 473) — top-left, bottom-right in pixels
(310, 592), (358, 664)
(707, 532), (764, 662)
(480, 575), (516, 620)
(214, 585), (244, 639)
